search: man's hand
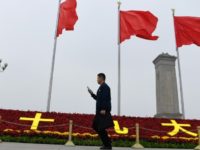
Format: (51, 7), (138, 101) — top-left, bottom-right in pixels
(100, 110), (106, 115)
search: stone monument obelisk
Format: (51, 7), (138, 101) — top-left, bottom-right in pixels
(153, 53), (182, 119)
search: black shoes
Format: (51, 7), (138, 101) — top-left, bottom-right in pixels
(100, 146), (112, 150)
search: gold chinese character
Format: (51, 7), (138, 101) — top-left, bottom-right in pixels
(161, 120), (197, 137)
(113, 120), (128, 134)
(19, 113), (54, 130)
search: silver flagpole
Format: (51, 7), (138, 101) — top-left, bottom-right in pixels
(172, 9), (185, 119)
(47, 0), (62, 112)
(117, 0), (121, 116)
(176, 48), (185, 119)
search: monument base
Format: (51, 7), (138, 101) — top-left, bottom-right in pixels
(154, 113), (183, 119)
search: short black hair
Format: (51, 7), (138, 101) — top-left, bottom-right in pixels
(98, 73), (106, 81)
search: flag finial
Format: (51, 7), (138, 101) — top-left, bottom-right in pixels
(117, 0), (121, 5)
(171, 9), (175, 16)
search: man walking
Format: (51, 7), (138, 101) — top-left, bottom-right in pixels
(88, 73), (114, 150)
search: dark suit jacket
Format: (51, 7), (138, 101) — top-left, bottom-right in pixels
(91, 82), (111, 113)
(91, 83), (114, 131)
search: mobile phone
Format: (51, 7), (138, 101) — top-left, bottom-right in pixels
(87, 86), (91, 91)
(87, 86), (93, 94)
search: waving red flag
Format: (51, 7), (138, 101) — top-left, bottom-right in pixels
(120, 11), (159, 43)
(174, 16), (200, 48)
(57, 0), (78, 37)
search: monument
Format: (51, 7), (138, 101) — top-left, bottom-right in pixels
(153, 53), (182, 119)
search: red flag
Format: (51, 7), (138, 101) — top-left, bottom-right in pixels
(120, 11), (159, 43)
(57, 0), (78, 37)
(174, 16), (200, 48)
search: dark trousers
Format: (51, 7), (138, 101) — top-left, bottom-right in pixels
(97, 129), (112, 147)
(92, 112), (114, 147)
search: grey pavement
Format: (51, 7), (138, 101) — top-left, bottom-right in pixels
(0, 142), (193, 150)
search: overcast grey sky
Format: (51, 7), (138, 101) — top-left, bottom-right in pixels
(0, 0), (200, 119)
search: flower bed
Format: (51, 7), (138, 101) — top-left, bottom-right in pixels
(0, 109), (199, 148)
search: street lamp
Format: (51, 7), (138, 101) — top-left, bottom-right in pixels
(0, 59), (8, 72)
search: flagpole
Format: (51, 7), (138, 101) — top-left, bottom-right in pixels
(47, 0), (62, 112)
(117, 0), (121, 116)
(172, 9), (185, 119)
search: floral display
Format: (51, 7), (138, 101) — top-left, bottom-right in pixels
(0, 109), (199, 144)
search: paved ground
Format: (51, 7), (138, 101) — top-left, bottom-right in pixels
(0, 142), (193, 150)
